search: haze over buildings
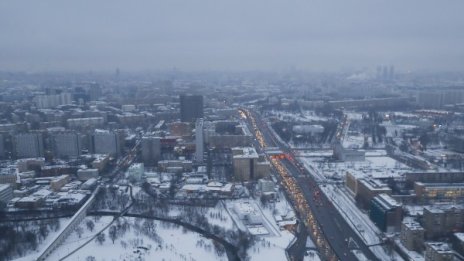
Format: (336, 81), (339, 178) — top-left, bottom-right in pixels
(1, 0), (464, 72)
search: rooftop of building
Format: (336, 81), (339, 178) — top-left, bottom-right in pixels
(415, 182), (464, 189)
(402, 218), (424, 230)
(424, 204), (464, 213)
(373, 193), (401, 209)
(359, 178), (391, 191)
(426, 242), (453, 253)
(454, 233), (464, 242)
(232, 147), (259, 159)
(0, 184), (11, 191)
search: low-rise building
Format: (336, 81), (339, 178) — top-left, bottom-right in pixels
(91, 154), (110, 171)
(77, 168), (99, 181)
(414, 182), (464, 200)
(356, 178), (392, 209)
(400, 219), (425, 252)
(333, 143), (365, 162)
(423, 206), (464, 239)
(50, 175), (71, 192)
(158, 160), (193, 172)
(424, 242), (454, 261)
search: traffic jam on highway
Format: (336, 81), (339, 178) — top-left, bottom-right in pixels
(240, 108), (339, 261)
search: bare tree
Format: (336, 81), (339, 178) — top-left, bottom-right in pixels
(109, 225), (118, 244)
(86, 220), (95, 232)
(96, 232), (105, 245)
(76, 227), (84, 238)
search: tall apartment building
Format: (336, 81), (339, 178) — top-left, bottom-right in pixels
(195, 118), (204, 163)
(141, 136), (161, 166)
(93, 130), (119, 156)
(52, 132), (81, 158)
(34, 92), (72, 109)
(14, 133), (44, 158)
(180, 94), (203, 122)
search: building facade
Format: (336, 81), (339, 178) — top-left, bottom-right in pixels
(180, 94), (203, 122)
(14, 133), (44, 159)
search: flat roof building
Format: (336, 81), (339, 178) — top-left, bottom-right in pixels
(425, 242), (454, 261)
(369, 193), (402, 232)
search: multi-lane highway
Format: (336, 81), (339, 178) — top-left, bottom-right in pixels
(240, 108), (378, 261)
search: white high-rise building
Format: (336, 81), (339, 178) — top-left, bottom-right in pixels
(34, 93), (72, 109)
(93, 129), (119, 156)
(14, 133), (44, 158)
(126, 163), (144, 181)
(195, 118), (204, 163)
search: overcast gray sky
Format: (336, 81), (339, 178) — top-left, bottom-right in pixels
(1, 0), (464, 72)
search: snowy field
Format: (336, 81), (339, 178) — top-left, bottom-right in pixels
(45, 216), (227, 261)
(299, 155), (414, 180)
(224, 194), (297, 261)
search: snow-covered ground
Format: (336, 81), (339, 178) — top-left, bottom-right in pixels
(299, 155), (414, 181)
(11, 217), (71, 261)
(248, 230), (295, 261)
(342, 134), (365, 149)
(46, 216), (227, 261)
(270, 110), (330, 123)
(224, 192), (297, 261)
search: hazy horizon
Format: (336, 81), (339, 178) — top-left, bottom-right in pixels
(1, 0), (464, 73)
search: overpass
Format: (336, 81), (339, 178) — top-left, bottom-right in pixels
(35, 186), (101, 261)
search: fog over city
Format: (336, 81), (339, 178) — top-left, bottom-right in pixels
(1, 0), (464, 72)
(2, 1), (464, 261)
